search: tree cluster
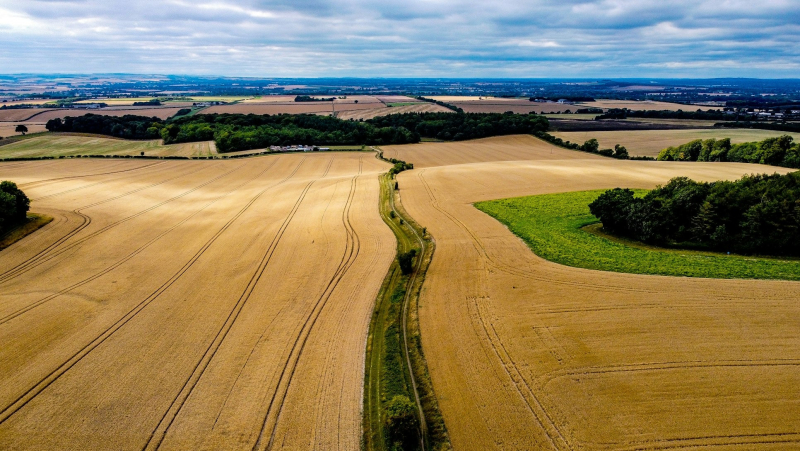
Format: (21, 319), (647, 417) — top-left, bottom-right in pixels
(534, 132), (634, 159)
(589, 172), (800, 256)
(0, 181), (30, 233)
(45, 114), (165, 139)
(132, 99), (161, 106)
(368, 112), (548, 141)
(716, 121), (800, 134)
(657, 135), (800, 169)
(294, 95), (334, 102)
(596, 108), (733, 121)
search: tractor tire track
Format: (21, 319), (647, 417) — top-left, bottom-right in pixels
(0, 158), (307, 427)
(141, 156), (329, 451)
(0, 163), (243, 285)
(0, 160), (277, 326)
(251, 158), (364, 451)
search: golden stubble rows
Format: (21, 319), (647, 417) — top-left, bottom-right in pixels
(395, 136), (800, 450)
(0, 152), (394, 450)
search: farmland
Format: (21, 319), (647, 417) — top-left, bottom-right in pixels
(0, 152), (395, 449)
(381, 134), (590, 168)
(30, 108), (187, 122)
(0, 134), (217, 158)
(203, 102), (380, 116)
(393, 138), (800, 450)
(336, 103), (452, 121)
(552, 129), (800, 157)
(576, 99), (723, 111)
(475, 189), (800, 280)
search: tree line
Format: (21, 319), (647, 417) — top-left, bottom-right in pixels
(44, 111), (551, 153)
(589, 172), (800, 256)
(596, 108), (734, 121)
(657, 135), (800, 169)
(369, 111), (548, 141)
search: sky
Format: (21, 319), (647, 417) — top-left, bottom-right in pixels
(1, 0), (799, 78)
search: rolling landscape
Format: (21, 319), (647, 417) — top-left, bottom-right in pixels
(1, 1), (800, 450)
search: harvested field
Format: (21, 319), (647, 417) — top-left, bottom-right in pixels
(30, 108), (186, 121)
(0, 152), (395, 449)
(381, 134), (589, 168)
(0, 134), (218, 158)
(0, 123), (47, 138)
(552, 128), (800, 157)
(336, 103), (452, 120)
(576, 99), (722, 111)
(393, 142), (800, 450)
(203, 102), (381, 116)
(0, 109), (55, 122)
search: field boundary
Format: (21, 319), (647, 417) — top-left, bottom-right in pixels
(363, 150), (450, 450)
(475, 189), (800, 280)
(0, 213), (53, 252)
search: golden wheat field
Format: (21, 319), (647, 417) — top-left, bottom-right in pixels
(0, 152), (394, 450)
(0, 123), (47, 138)
(393, 136), (800, 450)
(0, 109), (56, 122)
(382, 134), (591, 168)
(552, 129), (800, 157)
(202, 102), (380, 116)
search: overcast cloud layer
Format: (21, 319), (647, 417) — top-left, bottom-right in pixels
(1, 0), (799, 77)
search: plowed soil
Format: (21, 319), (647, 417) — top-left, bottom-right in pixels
(30, 108), (185, 121)
(394, 138), (800, 450)
(0, 152), (394, 450)
(203, 102), (380, 115)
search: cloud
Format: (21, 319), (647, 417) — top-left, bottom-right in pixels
(0, 0), (797, 77)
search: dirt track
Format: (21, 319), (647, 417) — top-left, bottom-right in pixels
(0, 152), (394, 450)
(395, 138), (800, 450)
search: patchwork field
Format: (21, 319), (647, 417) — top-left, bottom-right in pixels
(393, 140), (800, 450)
(336, 103), (452, 120)
(0, 152), (394, 449)
(552, 129), (800, 157)
(203, 102), (381, 116)
(29, 108), (186, 121)
(0, 109), (56, 122)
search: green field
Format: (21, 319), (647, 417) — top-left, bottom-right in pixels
(475, 190), (800, 280)
(387, 102), (422, 107)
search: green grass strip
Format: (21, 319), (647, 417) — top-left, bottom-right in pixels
(475, 189), (800, 280)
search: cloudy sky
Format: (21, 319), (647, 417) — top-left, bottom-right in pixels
(1, 0), (798, 77)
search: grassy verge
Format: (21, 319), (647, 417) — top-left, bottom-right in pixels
(364, 166), (450, 450)
(475, 189), (800, 280)
(0, 213), (53, 252)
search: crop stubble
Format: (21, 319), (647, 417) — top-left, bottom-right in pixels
(0, 152), (394, 450)
(394, 136), (800, 450)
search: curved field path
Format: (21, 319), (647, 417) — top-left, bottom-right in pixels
(0, 153), (394, 450)
(395, 137), (800, 450)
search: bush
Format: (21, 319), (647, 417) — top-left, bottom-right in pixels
(398, 249), (417, 274)
(0, 181), (30, 232)
(384, 395), (419, 450)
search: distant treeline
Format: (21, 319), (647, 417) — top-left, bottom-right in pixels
(295, 95), (335, 102)
(596, 108), (734, 121)
(716, 121), (800, 134)
(416, 97), (463, 113)
(530, 96), (595, 102)
(589, 172), (800, 256)
(657, 135), (800, 169)
(533, 131), (653, 160)
(45, 111), (551, 153)
(369, 112), (548, 141)
(132, 99), (161, 106)
(0, 181), (30, 234)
